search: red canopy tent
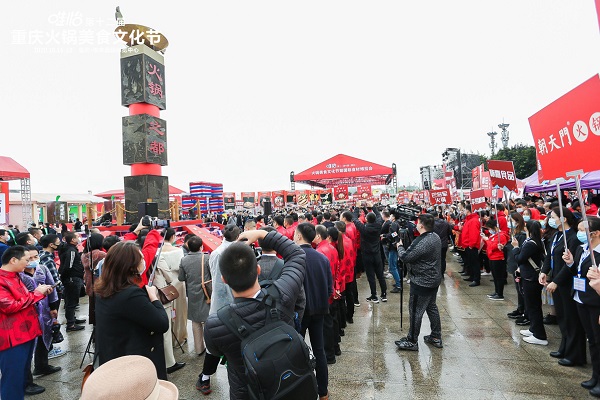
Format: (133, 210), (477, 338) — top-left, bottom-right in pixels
(0, 156), (30, 180)
(0, 156), (31, 227)
(94, 185), (185, 200)
(292, 154), (396, 188)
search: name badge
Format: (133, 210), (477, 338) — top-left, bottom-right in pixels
(574, 277), (586, 292)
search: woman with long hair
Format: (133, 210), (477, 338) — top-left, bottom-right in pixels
(81, 233), (106, 325)
(513, 220), (547, 345)
(539, 207), (585, 366)
(507, 211), (527, 321)
(94, 242), (169, 379)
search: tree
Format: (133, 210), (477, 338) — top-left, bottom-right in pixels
(488, 144), (536, 179)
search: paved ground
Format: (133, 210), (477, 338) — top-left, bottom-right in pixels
(34, 253), (593, 399)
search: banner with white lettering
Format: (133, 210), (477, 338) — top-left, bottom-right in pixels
(487, 160), (518, 191)
(429, 189), (452, 205)
(470, 189), (487, 212)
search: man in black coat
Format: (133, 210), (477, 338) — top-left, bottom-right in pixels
(204, 230), (306, 400)
(353, 201), (387, 303)
(431, 212), (454, 276)
(58, 232), (85, 331)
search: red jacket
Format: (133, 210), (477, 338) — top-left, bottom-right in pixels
(123, 229), (162, 286)
(461, 213), (481, 249)
(485, 231), (509, 260)
(345, 222), (360, 251)
(0, 269), (44, 351)
(529, 207), (541, 220)
(496, 211), (509, 235)
(340, 234), (355, 285)
(316, 241), (341, 303)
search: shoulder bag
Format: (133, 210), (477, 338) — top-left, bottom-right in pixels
(201, 253), (212, 304)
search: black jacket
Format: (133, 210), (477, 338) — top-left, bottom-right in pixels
(398, 231), (442, 289)
(433, 218), (453, 249)
(300, 244), (333, 316)
(353, 207), (383, 254)
(204, 232), (306, 400)
(568, 244), (600, 307)
(513, 238), (544, 281)
(95, 286), (169, 379)
(58, 243), (84, 280)
(541, 229), (579, 286)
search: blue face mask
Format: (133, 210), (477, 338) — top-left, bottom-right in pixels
(523, 216), (531, 222)
(540, 220), (547, 229)
(28, 261), (39, 269)
(548, 219), (559, 229)
(577, 231), (588, 244)
(508, 221), (514, 228)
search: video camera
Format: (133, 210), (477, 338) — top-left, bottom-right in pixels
(141, 215), (171, 229)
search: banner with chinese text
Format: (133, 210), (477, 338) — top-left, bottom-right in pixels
(486, 160), (518, 191)
(429, 189), (452, 205)
(528, 74), (600, 181)
(470, 189), (487, 212)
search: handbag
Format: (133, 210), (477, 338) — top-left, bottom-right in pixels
(201, 253), (212, 304)
(157, 283), (180, 304)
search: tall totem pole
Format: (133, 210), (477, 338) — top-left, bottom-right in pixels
(115, 8), (170, 223)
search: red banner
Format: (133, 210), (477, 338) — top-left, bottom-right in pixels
(334, 185), (349, 201)
(0, 182), (8, 224)
(472, 164), (484, 190)
(356, 185), (372, 199)
(433, 179), (446, 189)
(257, 191), (272, 206)
(223, 192), (235, 209)
(529, 74), (600, 181)
(470, 189), (487, 212)
(397, 191), (410, 204)
(241, 192), (256, 208)
(487, 160), (517, 191)
(296, 191), (310, 207)
(429, 189), (452, 205)
(412, 190), (430, 203)
(272, 191), (285, 208)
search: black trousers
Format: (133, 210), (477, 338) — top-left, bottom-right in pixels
(522, 279), (546, 340)
(578, 303), (600, 379)
(554, 285), (587, 364)
(301, 314), (328, 397)
(514, 278), (525, 313)
(407, 287), (441, 343)
(464, 248), (480, 283)
(33, 339), (49, 371)
(201, 352), (221, 377)
(63, 277), (83, 326)
(363, 251), (387, 297)
(440, 247), (448, 275)
(490, 259), (507, 297)
(324, 302), (340, 361)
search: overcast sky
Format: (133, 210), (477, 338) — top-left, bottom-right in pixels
(4, 1), (599, 195)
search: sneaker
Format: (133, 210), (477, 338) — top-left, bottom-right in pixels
(354, 302), (361, 307)
(481, 271), (492, 276)
(196, 377), (212, 395)
(32, 365), (61, 377)
(507, 309), (523, 319)
(24, 383), (45, 396)
(423, 335), (443, 348)
(66, 325), (84, 332)
(520, 329), (533, 336)
(488, 294), (505, 301)
(487, 293), (498, 298)
(48, 347), (67, 359)
(390, 287), (402, 293)
(523, 335), (548, 346)
(395, 337), (418, 351)
(380, 294), (387, 303)
(384, 272), (393, 279)
(515, 317), (531, 326)
(366, 295), (379, 304)
(74, 317), (86, 324)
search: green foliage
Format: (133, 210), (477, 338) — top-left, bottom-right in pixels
(488, 144), (536, 179)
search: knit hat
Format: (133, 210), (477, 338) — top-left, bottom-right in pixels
(80, 356), (178, 400)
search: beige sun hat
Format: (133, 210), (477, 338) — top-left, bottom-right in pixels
(80, 355), (178, 400)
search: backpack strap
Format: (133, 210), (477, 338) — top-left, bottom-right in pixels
(217, 306), (254, 340)
(259, 258), (285, 288)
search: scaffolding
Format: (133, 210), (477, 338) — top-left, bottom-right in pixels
(20, 178), (33, 227)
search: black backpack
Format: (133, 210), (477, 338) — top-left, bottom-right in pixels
(258, 258), (285, 288)
(217, 287), (318, 400)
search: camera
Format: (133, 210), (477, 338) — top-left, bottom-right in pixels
(142, 215), (171, 229)
(250, 244), (263, 261)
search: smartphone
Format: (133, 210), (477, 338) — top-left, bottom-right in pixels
(51, 281), (61, 288)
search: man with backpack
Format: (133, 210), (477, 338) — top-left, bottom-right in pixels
(204, 229), (318, 400)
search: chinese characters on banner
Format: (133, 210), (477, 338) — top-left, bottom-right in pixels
(429, 189), (452, 205)
(224, 192), (235, 209)
(470, 189), (487, 212)
(528, 74), (600, 181)
(412, 190), (430, 203)
(258, 192), (272, 206)
(397, 191), (410, 204)
(0, 182), (8, 224)
(334, 185), (349, 200)
(241, 192), (256, 209)
(272, 191), (285, 208)
(487, 160), (518, 191)
(356, 185), (372, 199)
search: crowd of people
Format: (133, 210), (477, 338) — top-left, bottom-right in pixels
(2, 191), (600, 399)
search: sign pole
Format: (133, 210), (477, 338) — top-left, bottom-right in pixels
(568, 170), (598, 269)
(555, 179), (569, 250)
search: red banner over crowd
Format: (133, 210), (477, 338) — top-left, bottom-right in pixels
(528, 74), (600, 181)
(429, 189), (452, 205)
(487, 160), (518, 191)
(470, 189), (487, 212)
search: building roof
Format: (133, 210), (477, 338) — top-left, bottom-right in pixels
(9, 193), (108, 204)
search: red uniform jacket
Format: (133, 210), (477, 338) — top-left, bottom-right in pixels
(123, 229), (162, 286)
(316, 241), (341, 303)
(345, 222), (360, 251)
(0, 269), (44, 351)
(461, 213), (481, 249)
(485, 231), (509, 261)
(340, 234), (355, 285)
(496, 211), (509, 236)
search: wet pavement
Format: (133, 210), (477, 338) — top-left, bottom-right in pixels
(34, 253), (593, 399)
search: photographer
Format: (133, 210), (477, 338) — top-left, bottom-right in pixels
(122, 217), (162, 286)
(395, 214), (443, 351)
